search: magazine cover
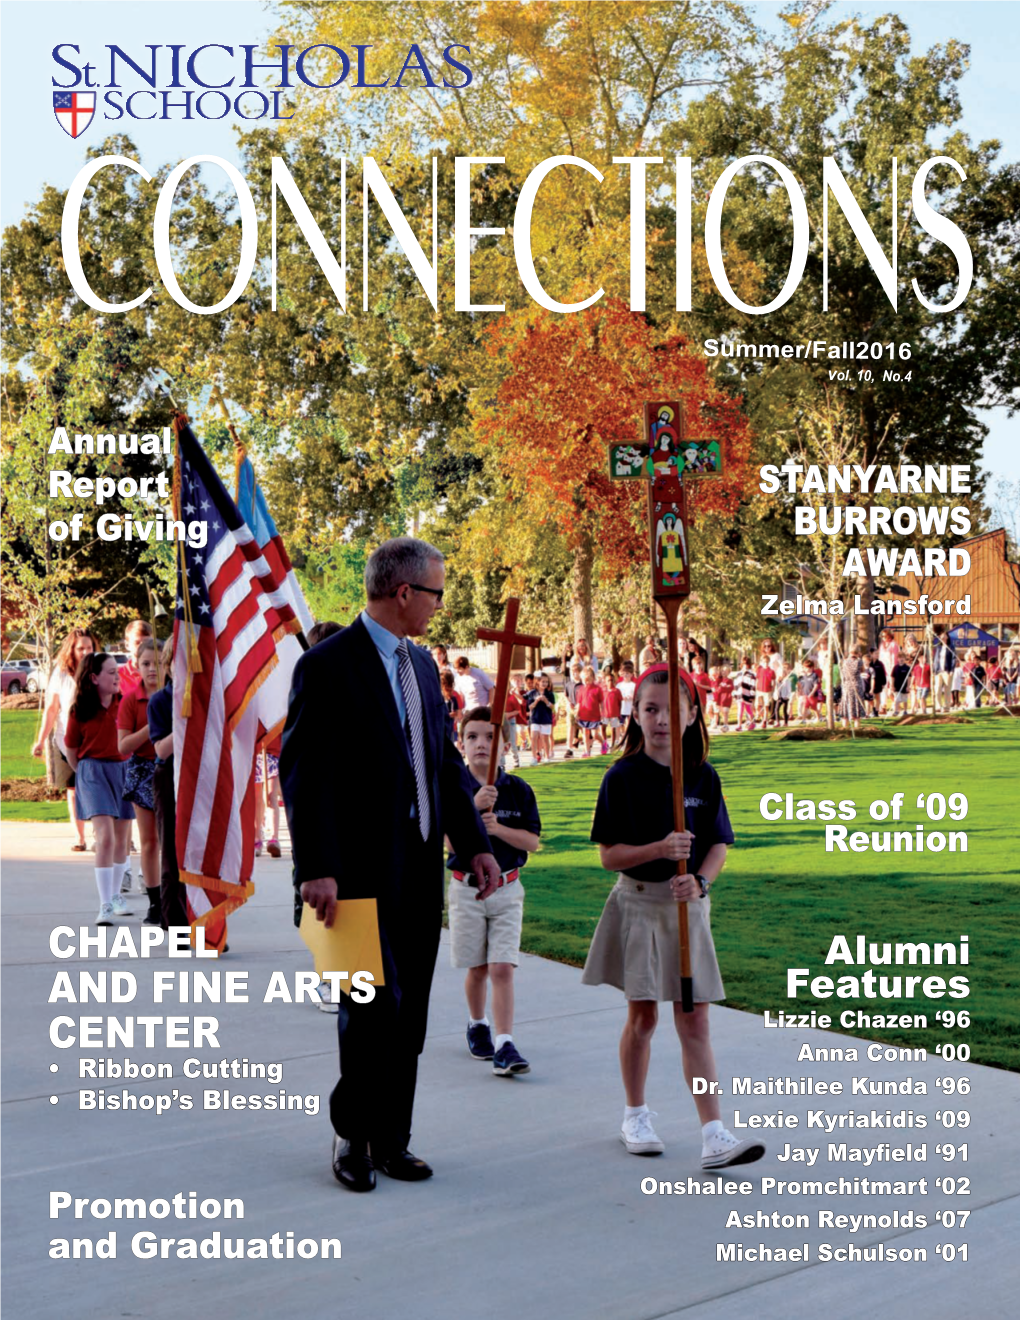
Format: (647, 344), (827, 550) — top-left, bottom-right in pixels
(2, 2), (1018, 1317)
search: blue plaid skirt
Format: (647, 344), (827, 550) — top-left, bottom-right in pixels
(123, 754), (156, 811)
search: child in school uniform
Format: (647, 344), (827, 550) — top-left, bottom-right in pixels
(714, 664), (734, 732)
(581, 664), (764, 1169)
(797, 660), (820, 723)
(440, 668), (462, 742)
(116, 638), (162, 926)
(733, 657), (757, 732)
(502, 680), (525, 768)
(603, 672), (624, 750)
(254, 733), (283, 856)
(910, 656), (932, 713)
(448, 708), (541, 1076)
(754, 651), (777, 728)
(513, 674), (532, 753)
(576, 665), (605, 757)
(775, 662), (795, 727)
(64, 652), (135, 925)
(529, 672), (556, 762)
(617, 663), (636, 739)
(146, 637), (186, 932)
(691, 657), (714, 716)
(891, 658), (912, 715)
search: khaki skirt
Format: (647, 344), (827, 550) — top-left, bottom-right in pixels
(581, 874), (725, 1003)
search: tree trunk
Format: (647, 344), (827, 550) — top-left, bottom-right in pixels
(855, 568), (876, 649)
(571, 531), (595, 651)
(826, 620), (836, 731)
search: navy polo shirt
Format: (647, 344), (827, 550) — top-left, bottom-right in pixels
(590, 753), (734, 883)
(146, 681), (173, 758)
(448, 769), (541, 874)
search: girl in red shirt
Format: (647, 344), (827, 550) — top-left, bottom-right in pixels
(577, 666), (605, 757)
(604, 673), (624, 750)
(754, 650), (777, 729)
(117, 619), (153, 699)
(65, 653), (134, 925)
(503, 682), (526, 768)
(117, 638), (162, 925)
(691, 658), (714, 713)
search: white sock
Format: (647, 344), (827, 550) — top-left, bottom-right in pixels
(469, 1016), (489, 1028)
(95, 867), (115, 904)
(113, 859), (128, 889)
(624, 1104), (649, 1119)
(495, 1034), (513, 1050)
(702, 1119), (725, 1140)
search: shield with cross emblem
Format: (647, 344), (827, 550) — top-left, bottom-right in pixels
(53, 91), (96, 139)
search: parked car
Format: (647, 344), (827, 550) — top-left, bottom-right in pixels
(1, 664), (29, 695)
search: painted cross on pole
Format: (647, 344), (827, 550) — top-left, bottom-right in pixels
(609, 399), (725, 1011)
(477, 599), (542, 786)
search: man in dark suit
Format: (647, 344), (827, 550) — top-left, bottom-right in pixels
(280, 538), (499, 1192)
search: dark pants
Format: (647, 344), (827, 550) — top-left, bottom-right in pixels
(329, 824), (443, 1154)
(153, 757), (187, 930)
(775, 697), (789, 725)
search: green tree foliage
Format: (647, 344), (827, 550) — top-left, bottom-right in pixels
(671, 7), (1019, 640)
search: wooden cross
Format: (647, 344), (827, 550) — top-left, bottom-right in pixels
(609, 399), (725, 1012)
(477, 598), (542, 785)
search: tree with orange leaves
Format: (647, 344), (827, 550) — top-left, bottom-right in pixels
(475, 299), (756, 642)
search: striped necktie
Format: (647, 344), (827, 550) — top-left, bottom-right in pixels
(396, 639), (432, 841)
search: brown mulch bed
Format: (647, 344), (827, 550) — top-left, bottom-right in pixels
(771, 726), (895, 741)
(0, 777), (63, 802)
(993, 705), (1020, 718)
(1, 694), (43, 711)
(892, 714), (971, 726)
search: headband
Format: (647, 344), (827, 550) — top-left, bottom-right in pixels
(635, 662), (700, 706)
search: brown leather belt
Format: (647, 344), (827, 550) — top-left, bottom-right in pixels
(452, 868), (519, 888)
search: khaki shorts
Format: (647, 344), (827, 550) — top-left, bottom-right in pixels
(52, 739), (75, 791)
(448, 873), (525, 968)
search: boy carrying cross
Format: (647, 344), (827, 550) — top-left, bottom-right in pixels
(447, 707), (542, 1076)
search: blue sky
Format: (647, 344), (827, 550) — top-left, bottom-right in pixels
(2, 1), (1016, 482)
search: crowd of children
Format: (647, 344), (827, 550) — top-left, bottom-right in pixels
(433, 632), (1015, 766)
(34, 616), (312, 930)
(35, 615), (1016, 1174)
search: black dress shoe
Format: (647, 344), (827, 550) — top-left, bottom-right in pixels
(331, 1135), (375, 1192)
(372, 1148), (434, 1181)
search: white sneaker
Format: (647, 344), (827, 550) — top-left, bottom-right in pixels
(702, 1127), (765, 1169)
(313, 982), (339, 1013)
(620, 1110), (664, 1155)
(120, 869), (132, 895)
(96, 902), (115, 925)
(110, 895), (128, 917)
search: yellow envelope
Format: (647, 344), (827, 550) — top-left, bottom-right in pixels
(299, 898), (386, 989)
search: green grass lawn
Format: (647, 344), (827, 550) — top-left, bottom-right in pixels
(6, 705), (1018, 1067)
(1, 710), (66, 821)
(514, 719), (1020, 1071)
(1, 709), (44, 778)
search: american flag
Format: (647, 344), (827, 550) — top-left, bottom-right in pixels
(236, 452), (314, 638)
(172, 417), (305, 952)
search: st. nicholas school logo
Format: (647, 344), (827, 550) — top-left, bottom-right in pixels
(50, 41), (474, 133)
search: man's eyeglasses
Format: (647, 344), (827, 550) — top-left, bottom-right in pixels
(391, 583), (445, 604)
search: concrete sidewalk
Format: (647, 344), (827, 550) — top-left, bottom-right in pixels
(2, 821), (1017, 1319)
